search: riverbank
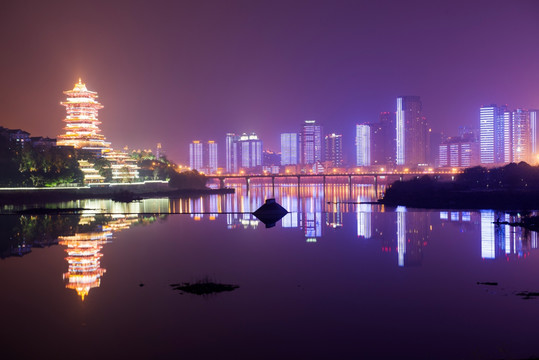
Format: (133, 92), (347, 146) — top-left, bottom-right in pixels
(0, 181), (234, 205)
(379, 175), (539, 210)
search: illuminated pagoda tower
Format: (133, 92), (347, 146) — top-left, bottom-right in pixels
(57, 79), (110, 156)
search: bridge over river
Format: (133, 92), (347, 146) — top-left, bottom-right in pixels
(206, 171), (460, 195)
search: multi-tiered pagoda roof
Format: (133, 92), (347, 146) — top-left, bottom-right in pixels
(57, 79), (110, 155)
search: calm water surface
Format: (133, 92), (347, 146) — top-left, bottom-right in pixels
(1, 183), (539, 359)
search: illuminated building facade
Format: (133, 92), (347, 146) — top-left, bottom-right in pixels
(356, 124), (370, 166)
(189, 140), (204, 171)
(57, 79), (110, 156)
(225, 133), (239, 173)
(396, 96), (428, 166)
(512, 109), (531, 163)
(324, 133), (343, 167)
(480, 105), (509, 164)
(301, 120), (322, 165)
(379, 111), (396, 165)
(280, 133), (299, 165)
(207, 141), (218, 174)
(237, 133), (262, 170)
(438, 133), (479, 167)
(104, 150), (139, 182)
(190, 140), (218, 174)
(480, 106), (536, 165)
(531, 110), (538, 161)
(78, 159), (105, 183)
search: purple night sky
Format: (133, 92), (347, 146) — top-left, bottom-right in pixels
(1, 0), (538, 163)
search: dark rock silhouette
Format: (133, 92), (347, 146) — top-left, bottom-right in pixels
(252, 198), (288, 228)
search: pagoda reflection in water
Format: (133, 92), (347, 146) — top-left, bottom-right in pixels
(58, 214), (150, 300)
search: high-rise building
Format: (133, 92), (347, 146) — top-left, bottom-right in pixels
(356, 124), (370, 166)
(57, 79), (110, 156)
(370, 112), (396, 166)
(301, 120), (322, 164)
(189, 141), (204, 171)
(480, 105), (509, 164)
(207, 141), (218, 174)
(396, 96), (428, 166)
(189, 140), (218, 174)
(512, 109), (532, 164)
(324, 133), (343, 167)
(438, 133), (479, 168)
(531, 110), (538, 161)
(280, 133), (299, 165)
(237, 133), (262, 170)
(225, 133), (239, 174)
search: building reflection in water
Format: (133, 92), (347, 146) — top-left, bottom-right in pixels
(59, 214), (155, 300)
(479, 210), (538, 260)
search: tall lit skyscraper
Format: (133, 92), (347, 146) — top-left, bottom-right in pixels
(206, 141), (218, 174)
(237, 133), (262, 170)
(57, 79), (110, 156)
(356, 124), (370, 166)
(371, 111), (396, 165)
(281, 133), (299, 165)
(511, 109), (532, 164)
(189, 140), (218, 174)
(225, 133), (239, 173)
(396, 96), (428, 166)
(531, 110), (538, 163)
(531, 110), (538, 157)
(324, 133), (343, 167)
(301, 120), (322, 164)
(480, 105), (509, 164)
(189, 141), (203, 171)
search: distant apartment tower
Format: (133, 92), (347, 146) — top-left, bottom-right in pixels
(480, 105), (510, 164)
(189, 140), (218, 173)
(189, 141), (204, 171)
(225, 133), (239, 173)
(207, 141), (218, 173)
(324, 133), (343, 167)
(438, 133), (479, 167)
(511, 109), (532, 164)
(280, 133), (299, 165)
(379, 112), (396, 165)
(396, 96), (428, 166)
(301, 120), (322, 164)
(237, 133), (263, 170)
(356, 124), (371, 166)
(531, 110), (538, 159)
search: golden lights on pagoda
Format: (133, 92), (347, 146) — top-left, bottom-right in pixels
(57, 78), (110, 155)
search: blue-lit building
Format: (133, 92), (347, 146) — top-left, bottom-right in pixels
(355, 124), (370, 166)
(225, 133), (239, 174)
(189, 141), (204, 171)
(301, 120), (322, 165)
(480, 105), (509, 164)
(238, 133), (262, 170)
(280, 133), (299, 165)
(189, 140), (218, 174)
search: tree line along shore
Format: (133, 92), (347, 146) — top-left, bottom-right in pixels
(380, 162), (539, 210)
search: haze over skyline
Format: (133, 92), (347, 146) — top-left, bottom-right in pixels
(1, 0), (538, 163)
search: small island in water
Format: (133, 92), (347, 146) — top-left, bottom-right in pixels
(380, 162), (539, 211)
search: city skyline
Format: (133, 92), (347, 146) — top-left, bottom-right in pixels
(1, 0), (537, 163)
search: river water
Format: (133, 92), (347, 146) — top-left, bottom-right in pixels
(1, 183), (539, 359)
